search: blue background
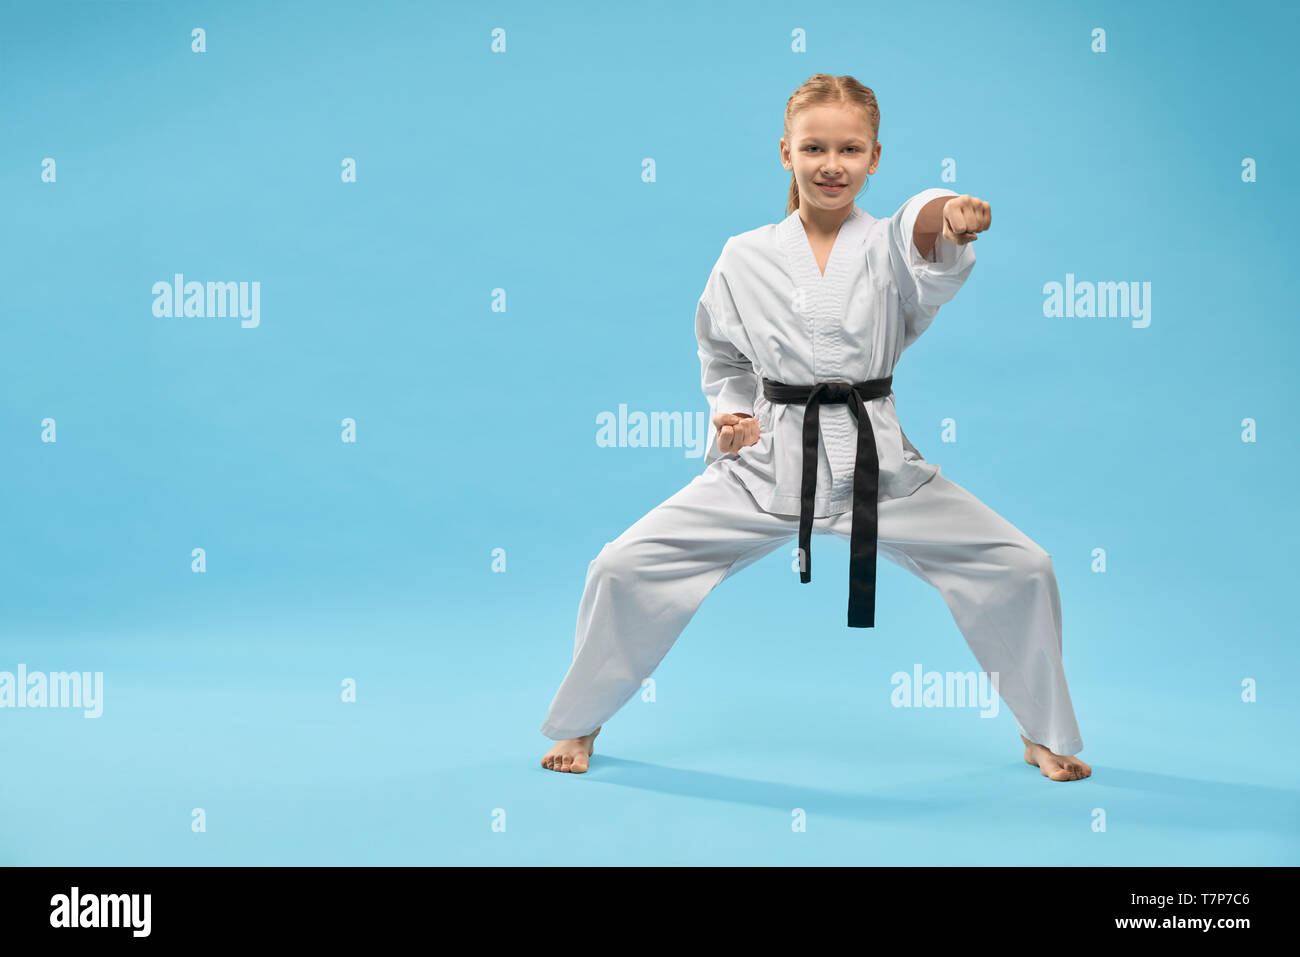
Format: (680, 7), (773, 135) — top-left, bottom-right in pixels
(2, 0), (1296, 865)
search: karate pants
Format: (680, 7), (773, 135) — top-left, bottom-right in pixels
(540, 461), (1084, 756)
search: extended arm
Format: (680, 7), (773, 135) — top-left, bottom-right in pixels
(912, 193), (991, 260)
(889, 188), (981, 350)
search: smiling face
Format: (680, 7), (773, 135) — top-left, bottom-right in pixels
(780, 103), (881, 213)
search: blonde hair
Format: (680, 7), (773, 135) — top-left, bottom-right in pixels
(784, 74), (880, 215)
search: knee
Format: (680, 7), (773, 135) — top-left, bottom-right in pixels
(1010, 544), (1054, 584)
(590, 538), (638, 582)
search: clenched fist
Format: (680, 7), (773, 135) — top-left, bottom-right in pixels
(941, 194), (992, 244)
(713, 411), (760, 454)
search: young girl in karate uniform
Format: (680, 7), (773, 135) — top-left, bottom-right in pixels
(540, 74), (1090, 783)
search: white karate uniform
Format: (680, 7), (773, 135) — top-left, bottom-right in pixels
(540, 188), (1085, 757)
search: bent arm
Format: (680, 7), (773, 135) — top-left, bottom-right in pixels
(696, 293), (760, 465)
(696, 294), (758, 419)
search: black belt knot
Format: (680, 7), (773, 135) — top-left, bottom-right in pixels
(820, 381), (853, 403)
(760, 375), (893, 628)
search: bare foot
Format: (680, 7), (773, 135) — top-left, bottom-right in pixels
(541, 726), (601, 773)
(1021, 734), (1092, 781)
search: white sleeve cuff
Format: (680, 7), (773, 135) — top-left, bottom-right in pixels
(892, 187), (976, 308)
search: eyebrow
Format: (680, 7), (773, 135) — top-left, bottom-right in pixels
(799, 137), (870, 146)
(795, 138), (868, 147)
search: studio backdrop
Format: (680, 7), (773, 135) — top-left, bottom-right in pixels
(2, 0), (1296, 866)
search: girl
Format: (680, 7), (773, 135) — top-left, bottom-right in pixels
(539, 74), (1090, 783)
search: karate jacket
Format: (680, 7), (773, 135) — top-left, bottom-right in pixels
(695, 187), (976, 516)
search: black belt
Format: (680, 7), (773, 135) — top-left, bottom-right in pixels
(761, 375), (893, 628)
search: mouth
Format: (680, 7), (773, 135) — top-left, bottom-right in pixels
(816, 182), (847, 191)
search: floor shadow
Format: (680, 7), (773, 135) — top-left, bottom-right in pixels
(579, 757), (1300, 833)
(1084, 767), (1300, 834)
(581, 756), (1013, 822)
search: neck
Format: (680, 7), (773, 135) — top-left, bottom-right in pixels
(798, 202), (854, 238)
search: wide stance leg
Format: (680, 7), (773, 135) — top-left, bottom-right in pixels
(540, 464), (795, 740)
(831, 472), (1085, 756)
